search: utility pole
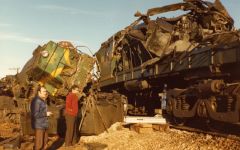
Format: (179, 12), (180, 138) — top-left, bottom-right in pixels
(9, 67), (20, 74)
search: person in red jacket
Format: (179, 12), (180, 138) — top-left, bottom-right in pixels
(65, 85), (80, 147)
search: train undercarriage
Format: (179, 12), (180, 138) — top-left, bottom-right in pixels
(166, 80), (240, 124)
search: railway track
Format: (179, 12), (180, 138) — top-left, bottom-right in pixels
(170, 124), (240, 142)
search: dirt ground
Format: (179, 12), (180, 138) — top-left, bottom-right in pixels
(1, 122), (240, 150)
(57, 122), (240, 150)
(0, 122), (20, 138)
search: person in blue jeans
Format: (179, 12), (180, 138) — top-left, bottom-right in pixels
(31, 86), (52, 150)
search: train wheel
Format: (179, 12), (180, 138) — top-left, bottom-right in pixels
(173, 117), (186, 126)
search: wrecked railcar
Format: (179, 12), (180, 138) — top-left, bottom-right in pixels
(1, 0), (240, 138)
(96, 0), (240, 124)
(0, 41), (125, 136)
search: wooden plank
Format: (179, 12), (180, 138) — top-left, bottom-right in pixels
(130, 124), (153, 133)
(130, 123), (169, 133)
(152, 124), (169, 131)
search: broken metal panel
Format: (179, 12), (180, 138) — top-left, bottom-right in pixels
(213, 0), (233, 22)
(214, 48), (238, 65)
(94, 0), (240, 125)
(25, 41), (95, 96)
(190, 47), (212, 69)
(156, 18), (174, 33)
(147, 3), (191, 16)
(97, 0), (239, 88)
(80, 92), (125, 135)
(1, 0), (240, 137)
(95, 36), (115, 81)
(145, 31), (172, 56)
(0, 41), (96, 135)
(8, 41), (95, 98)
(70, 54), (95, 93)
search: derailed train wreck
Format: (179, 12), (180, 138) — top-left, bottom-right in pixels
(96, 0), (240, 124)
(0, 0), (240, 138)
(0, 41), (125, 136)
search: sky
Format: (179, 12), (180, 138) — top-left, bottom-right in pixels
(0, 0), (239, 78)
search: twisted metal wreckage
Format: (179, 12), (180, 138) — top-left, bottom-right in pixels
(0, 0), (240, 137)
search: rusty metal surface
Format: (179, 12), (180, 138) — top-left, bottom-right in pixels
(1, 0), (240, 138)
(0, 41), (95, 100)
(80, 91), (126, 135)
(0, 40), (127, 136)
(0, 41), (96, 135)
(95, 0), (240, 125)
(96, 0), (239, 87)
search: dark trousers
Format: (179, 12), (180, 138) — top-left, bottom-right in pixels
(65, 113), (77, 146)
(34, 129), (48, 150)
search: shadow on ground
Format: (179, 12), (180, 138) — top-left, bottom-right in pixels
(84, 142), (108, 150)
(47, 137), (65, 150)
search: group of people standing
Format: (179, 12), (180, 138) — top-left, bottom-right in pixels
(30, 85), (80, 150)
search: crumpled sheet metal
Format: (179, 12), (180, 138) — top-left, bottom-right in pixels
(114, 0), (235, 58)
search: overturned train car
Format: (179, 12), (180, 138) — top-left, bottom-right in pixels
(95, 0), (240, 124)
(0, 41), (125, 136)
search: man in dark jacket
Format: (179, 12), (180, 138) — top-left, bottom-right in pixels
(31, 86), (52, 150)
(65, 85), (80, 147)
